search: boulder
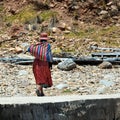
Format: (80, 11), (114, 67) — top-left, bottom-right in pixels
(98, 61), (112, 69)
(57, 59), (76, 71)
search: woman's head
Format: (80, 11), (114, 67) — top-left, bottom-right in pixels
(40, 32), (48, 41)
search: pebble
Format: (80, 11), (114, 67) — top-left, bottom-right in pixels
(0, 62), (120, 97)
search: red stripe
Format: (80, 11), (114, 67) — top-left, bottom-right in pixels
(30, 45), (34, 54)
(29, 43), (50, 62)
(44, 43), (48, 61)
(40, 44), (43, 60)
(33, 46), (36, 57)
(35, 45), (38, 58)
(42, 44), (45, 60)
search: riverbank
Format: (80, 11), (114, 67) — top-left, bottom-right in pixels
(0, 62), (120, 97)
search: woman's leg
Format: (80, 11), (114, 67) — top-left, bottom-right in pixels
(36, 85), (44, 96)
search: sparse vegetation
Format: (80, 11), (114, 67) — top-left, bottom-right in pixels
(0, 0), (120, 55)
(65, 25), (120, 48)
(0, 5), (3, 12)
(40, 10), (58, 21)
(3, 4), (36, 23)
(62, 89), (72, 94)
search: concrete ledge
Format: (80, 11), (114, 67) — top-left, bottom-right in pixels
(0, 94), (120, 120)
(0, 94), (120, 104)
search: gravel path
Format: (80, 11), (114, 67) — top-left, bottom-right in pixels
(0, 62), (120, 97)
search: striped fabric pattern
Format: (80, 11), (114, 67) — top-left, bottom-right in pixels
(28, 42), (53, 62)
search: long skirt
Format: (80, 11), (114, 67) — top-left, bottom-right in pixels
(33, 59), (52, 88)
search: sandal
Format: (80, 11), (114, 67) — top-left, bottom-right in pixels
(36, 90), (45, 97)
(40, 93), (45, 96)
(36, 89), (41, 96)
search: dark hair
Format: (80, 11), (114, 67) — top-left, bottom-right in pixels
(41, 40), (47, 42)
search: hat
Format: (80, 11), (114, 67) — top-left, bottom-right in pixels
(40, 32), (48, 40)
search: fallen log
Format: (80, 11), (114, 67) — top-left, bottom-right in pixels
(0, 57), (33, 63)
(1, 56), (120, 65)
(0, 33), (27, 45)
(91, 52), (120, 58)
(52, 57), (103, 65)
(90, 45), (120, 52)
(103, 58), (120, 63)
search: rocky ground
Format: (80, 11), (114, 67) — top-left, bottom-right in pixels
(0, 0), (120, 97)
(0, 61), (120, 97)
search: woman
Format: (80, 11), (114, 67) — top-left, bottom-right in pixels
(27, 32), (53, 96)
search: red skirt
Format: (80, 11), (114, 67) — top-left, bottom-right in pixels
(33, 59), (52, 88)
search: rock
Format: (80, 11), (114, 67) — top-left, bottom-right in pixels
(49, 3), (56, 8)
(17, 53), (35, 59)
(99, 10), (108, 15)
(51, 27), (59, 33)
(14, 46), (23, 54)
(98, 62), (112, 69)
(63, 30), (70, 34)
(107, 2), (113, 6)
(66, 26), (72, 31)
(103, 74), (116, 80)
(55, 83), (68, 90)
(20, 42), (30, 48)
(111, 5), (118, 10)
(18, 70), (28, 76)
(26, 24), (31, 31)
(110, 5), (119, 16)
(9, 24), (25, 37)
(89, 42), (98, 47)
(96, 86), (110, 94)
(58, 22), (66, 30)
(99, 80), (115, 87)
(117, 2), (120, 10)
(57, 59), (76, 71)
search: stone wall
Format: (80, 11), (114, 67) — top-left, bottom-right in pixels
(0, 95), (120, 120)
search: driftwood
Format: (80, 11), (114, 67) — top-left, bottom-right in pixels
(0, 57), (34, 65)
(0, 56), (120, 65)
(53, 57), (103, 65)
(90, 45), (120, 52)
(0, 57), (102, 65)
(0, 34), (26, 45)
(0, 37), (18, 45)
(91, 52), (120, 58)
(0, 49), (120, 65)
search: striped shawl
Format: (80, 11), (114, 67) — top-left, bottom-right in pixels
(28, 42), (53, 62)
